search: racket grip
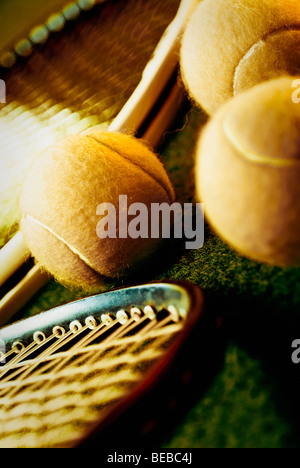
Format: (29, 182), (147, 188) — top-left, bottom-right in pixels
(0, 264), (48, 327)
(0, 231), (29, 287)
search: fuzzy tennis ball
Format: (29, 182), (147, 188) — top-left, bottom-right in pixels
(196, 76), (300, 267)
(180, 0), (300, 114)
(19, 130), (175, 291)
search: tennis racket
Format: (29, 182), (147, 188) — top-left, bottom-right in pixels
(0, 280), (223, 448)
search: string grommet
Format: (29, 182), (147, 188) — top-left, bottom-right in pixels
(101, 314), (114, 326)
(69, 320), (82, 333)
(33, 331), (46, 343)
(116, 310), (130, 325)
(85, 316), (98, 329)
(144, 305), (157, 321)
(167, 305), (180, 323)
(12, 342), (25, 354)
(130, 307), (143, 322)
(53, 326), (66, 337)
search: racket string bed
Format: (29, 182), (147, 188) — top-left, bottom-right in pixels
(0, 302), (184, 448)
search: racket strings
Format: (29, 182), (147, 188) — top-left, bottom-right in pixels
(0, 303), (184, 448)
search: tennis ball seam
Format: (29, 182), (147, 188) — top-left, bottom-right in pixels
(223, 118), (300, 168)
(23, 213), (103, 277)
(86, 135), (174, 203)
(233, 26), (300, 95)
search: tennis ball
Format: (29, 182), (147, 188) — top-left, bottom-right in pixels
(196, 76), (300, 267)
(180, 0), (300, 114)
(19, 130), (175, 291)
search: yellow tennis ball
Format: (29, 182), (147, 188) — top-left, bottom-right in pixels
(180, 0), (300, 114)
(196, 76), (300, 267)
(19, 131), (175, 291)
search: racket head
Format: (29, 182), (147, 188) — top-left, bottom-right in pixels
(0, 280), (223, 448)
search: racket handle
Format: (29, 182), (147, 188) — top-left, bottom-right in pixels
(0, 231), (29, 287)
(0, 232), (48, 326)
(0, 264), (48, 327)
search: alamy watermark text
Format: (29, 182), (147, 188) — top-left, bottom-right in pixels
(96, 196), (204, 250)
(0, 79), (6, 103)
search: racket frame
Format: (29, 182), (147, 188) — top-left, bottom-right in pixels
(0, 280), (213, 448)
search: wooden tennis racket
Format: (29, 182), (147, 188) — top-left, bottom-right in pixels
(0, 280), (223, 448)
